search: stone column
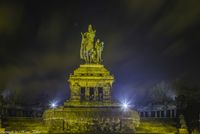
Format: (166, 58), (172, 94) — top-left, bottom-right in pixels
(103, 84), (111, 102)
(155, 111), (157, 118)
(94, 87), (98, 100)
(174, 109), (177, 118)
(70, 84), (75, 100)
(148, 111), (151, 117)
(164, 110), (167, 118)
(70, 84), (80, 100)
(159, 111), (161, 118)
(107, 87), (111, 101)
(103, 87), (108, 101)
(85, 87), (90, 101)
(170, 110), (172, 118)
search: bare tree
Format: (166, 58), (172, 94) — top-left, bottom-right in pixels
(148, 81), (176, 104)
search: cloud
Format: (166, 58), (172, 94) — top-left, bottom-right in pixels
(152, 0), (200, 37)
(0, 2), (23, 35)
(162, 39), (187, 57)
(37, 11), (66, 45)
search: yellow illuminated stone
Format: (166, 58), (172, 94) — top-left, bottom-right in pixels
(43, 25), (140, 133)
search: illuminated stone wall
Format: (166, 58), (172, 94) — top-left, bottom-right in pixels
(43, 106), (140, 133)
(68, 64), (114, 103)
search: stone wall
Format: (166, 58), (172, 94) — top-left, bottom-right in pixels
(43, 106), (140, 133)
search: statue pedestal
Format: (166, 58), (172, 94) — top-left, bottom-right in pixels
(43, 63), (140, 133)
(43, 103), (140, 133)
(0, 128), (5, 134)
(68, 64), (114, 102)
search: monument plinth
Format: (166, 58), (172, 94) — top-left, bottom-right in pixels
(43, 25), (140, 133)
(67, 64), (113, 103)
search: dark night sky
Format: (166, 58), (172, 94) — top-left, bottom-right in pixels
(0, 0), (200, 105)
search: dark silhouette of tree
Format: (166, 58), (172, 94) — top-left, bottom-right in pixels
(147, 81), (176, 105)
(174, 79), (200, 132)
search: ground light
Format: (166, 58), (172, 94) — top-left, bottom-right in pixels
(121, 100), (130, 111)
(49, 101), (58, 109)
(123, 102), (128, 109)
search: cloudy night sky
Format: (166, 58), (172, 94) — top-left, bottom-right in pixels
(0, 0), (200, 105)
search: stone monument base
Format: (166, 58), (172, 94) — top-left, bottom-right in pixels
(0, 128), (5, 134)
(43, 103), (140, 133)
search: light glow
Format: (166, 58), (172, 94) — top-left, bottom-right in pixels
(49, 101), (58, 108)
(123, 103), (128, 109)
(121, 99), (131, 111)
